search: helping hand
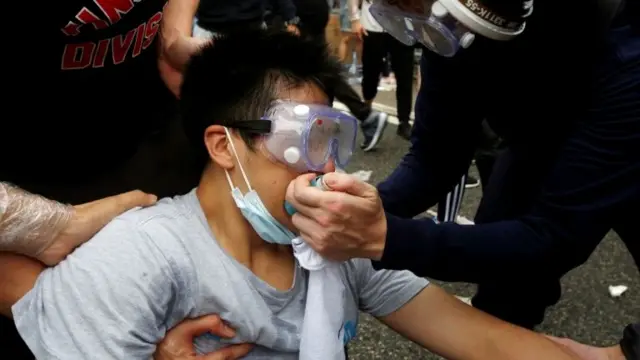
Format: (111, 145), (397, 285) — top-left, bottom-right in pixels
(154, 315), (253, 360)
(37, 190), (157, 266)
(286, 24), (300, 36)
(352, 20), (367, 41)
(286, 172), (387, 261)
(546, 336), (625, 360)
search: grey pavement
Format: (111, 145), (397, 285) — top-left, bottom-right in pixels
(339, 82), (640, 359)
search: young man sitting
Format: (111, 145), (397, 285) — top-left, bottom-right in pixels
(9, 30), (579, 359)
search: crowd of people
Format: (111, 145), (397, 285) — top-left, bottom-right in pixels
(0, 0), (638, 359)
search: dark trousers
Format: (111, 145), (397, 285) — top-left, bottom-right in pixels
(437, 120), (502, 222)
(471, 147), (563, 328)
(334, 77), (372, 121)
(0, 117), (202, 359)
(361, 32), (414, 124)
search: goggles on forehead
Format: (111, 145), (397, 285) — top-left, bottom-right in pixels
(231, 101), (358, 172)
(370, 0), (527, 57)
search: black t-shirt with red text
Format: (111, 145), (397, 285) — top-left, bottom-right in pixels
(4, 0), (174, 183)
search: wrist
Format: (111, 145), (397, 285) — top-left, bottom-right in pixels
(606, 345), (625, 360)
(365, 213), (387, 261)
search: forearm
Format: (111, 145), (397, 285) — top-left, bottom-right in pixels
(159, 56), (183, 98)
(382, 285), (579, 360)
(0, 252), (44, 317)
(0, 183), (73, 258)
(374, 213), (566, 282)
(160, 0), (200, 71)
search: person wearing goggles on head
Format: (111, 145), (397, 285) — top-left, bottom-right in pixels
(285, 0), (640, 358)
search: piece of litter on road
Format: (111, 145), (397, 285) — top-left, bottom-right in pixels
(608, 285), (628, 297)
(455, 296), (473, 306)
(350, 170), (372, 182)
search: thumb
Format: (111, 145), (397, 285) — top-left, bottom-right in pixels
(74, 190), (157, 232)
(172, 315), (236, 339)
(83, 190), (157, 214)
(322, 172), (372, 197)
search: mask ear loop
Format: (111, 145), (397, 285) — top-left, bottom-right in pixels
(224, 127), (253, 192)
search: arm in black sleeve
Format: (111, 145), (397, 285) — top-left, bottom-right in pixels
(377, 51), (484, 218)
(620, 323), (639, 360)
(270, 0), (297, 22)
(375, 43), (640, 282)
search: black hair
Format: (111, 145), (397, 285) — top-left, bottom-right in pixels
(180, 29), (343, 163)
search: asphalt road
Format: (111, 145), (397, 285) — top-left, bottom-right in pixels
(338, 83), (640, 359)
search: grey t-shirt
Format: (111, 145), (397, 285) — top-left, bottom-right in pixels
(13, 190), (428, 359)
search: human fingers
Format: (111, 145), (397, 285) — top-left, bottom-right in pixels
(291, 213), (327, 243)
(168, 315), (236, 340)
(285, 173), (323, 210)
(199, 344), (254, 360)
(322, 172), (374, 197)
(74, 190), (157, 235)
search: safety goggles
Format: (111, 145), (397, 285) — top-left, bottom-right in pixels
(369, 0), (477, 57)
(231, 101), (358, 172)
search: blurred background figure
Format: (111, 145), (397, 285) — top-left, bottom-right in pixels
(436, 121), (503, 224)
(351, 0), (414, 140)
(338, 0), (363, 77)
(266, 0), (390, 152)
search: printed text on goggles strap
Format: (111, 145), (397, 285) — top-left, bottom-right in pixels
(370, 0), (477, 57)
(227, 101), (358, 172)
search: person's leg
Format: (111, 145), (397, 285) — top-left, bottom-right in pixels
(382, 55), (391, 78)
(333, 63), (389, 152)
(338, 1), (353, 64)
(436, 173), (466, 223)
(474, 120), (502, 188)
(338, 33), (352, 64)
(387, 34), (415, 140)
(361, 32), (386, 105)
(334, 76), (371, 121)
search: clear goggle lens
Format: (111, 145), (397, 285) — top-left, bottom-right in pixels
(369, 1), (472, 57)
(262, 101), (358, 172)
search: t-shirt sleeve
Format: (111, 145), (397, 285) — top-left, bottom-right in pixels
(12, 217), (182, 360)
(351, 259), (429, 317)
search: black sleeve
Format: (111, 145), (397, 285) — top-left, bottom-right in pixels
(620, 323), (639, 360)
(374, 40), (640, 283)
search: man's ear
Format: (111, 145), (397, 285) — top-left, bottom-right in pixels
(204, 125), (234, 170)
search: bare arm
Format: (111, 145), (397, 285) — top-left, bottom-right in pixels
(159, 0), (203, 72)
(0, 182), (73, 258)
(0, 253), (44, 317)
(380, 284), (580, 360)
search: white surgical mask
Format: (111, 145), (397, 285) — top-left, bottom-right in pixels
(223, 127), (296, 245)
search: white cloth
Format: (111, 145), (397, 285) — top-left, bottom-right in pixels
(361, 1), (384, 33)
(292, 236), (346, 360)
